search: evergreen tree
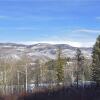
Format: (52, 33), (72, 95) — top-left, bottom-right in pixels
(75, 48), (84, 88)
(92, 35), (100, 84)
(46, 60), (55, 81)
(56, 48), (65, 85)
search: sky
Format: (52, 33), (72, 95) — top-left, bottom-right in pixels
(0, 0), (100, 47)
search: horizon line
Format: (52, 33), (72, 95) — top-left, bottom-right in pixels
(0, 41), (94, 48)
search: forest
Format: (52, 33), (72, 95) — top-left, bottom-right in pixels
(0, 35), (99, 100)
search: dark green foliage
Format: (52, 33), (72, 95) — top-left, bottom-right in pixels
(45, 48), (67, 84)
(92, 35), (100, 83)
(76, 49), (84, 70)
(45, 60), (56, 84)
(55, 48), (65, 84)
(46, 60), (55, 70)
(75, 48), (84, 88)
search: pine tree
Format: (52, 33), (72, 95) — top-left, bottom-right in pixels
(75, 48), (84, 88)
(56, 48), (65, 85)
(45, 60), (56, 87)
(92, 35), (100, 84)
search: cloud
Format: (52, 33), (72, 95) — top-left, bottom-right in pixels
(14, 27), (37, 30)
(96, 17), (100, 20)
(0, 0), (84, 1)
(0, 15), (71, 21)
(0, 27), (96, 47)
(0, 15), (10, 19)
(0, 15), (68, 21)
(0, 0), (33, 1)
(0, 27), (37, 31)
(72, 29), (100, 34)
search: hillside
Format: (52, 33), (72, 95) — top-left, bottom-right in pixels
(0, 43), (92, 61)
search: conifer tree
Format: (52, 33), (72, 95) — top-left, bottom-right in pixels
(75, 48), (84, 88)
(56, 48), (65, 85)
(92, 35), (100, 84)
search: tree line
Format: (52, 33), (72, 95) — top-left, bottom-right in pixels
(0, 35), (100, 94)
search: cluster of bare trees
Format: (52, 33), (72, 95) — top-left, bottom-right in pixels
(33, 48), (92, 88)
(0, 55), (33, 94)
(0, 48), (92, 94)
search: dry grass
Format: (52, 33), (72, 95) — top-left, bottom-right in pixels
(0, 86), (100, 100)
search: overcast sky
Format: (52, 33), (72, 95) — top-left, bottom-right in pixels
(0, 0), (100, 47)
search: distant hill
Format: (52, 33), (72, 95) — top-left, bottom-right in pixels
(0, 43), (92, 61)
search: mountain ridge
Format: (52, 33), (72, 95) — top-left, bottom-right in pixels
(0, 43), (92, 60)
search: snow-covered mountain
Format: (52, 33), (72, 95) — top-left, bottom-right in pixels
(0, 43), (92, 60)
